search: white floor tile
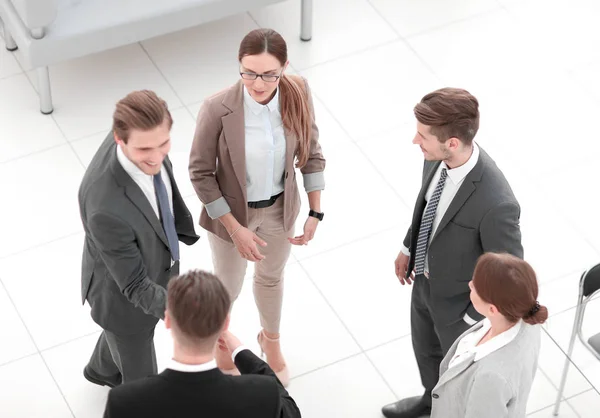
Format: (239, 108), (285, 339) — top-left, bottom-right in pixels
(406, 8), (552, 96)
(0, 354), (73, 418)
(301, 41), (440, 141)
(527, 370), (560, 414)
(141, 13), (259, 106)
(567, 389), (600, 418)
(27, 44), (182, 141)
(505, 0), (600, 69)
(370, 0), (501, 37)
(288, 354), (396, 418)
(291, 141), (410, 261)
(0, 283), (37, 365)
(0, 145), (84, 257)
(70, 132), (107, 168)
(250, 0), (397, 70)
(356, 123), (431, 209)
(0, 74), (67, 162)
(301, 228), (413, 349)
(571, 60), (600, 104)
(539, 273), (583, 318)
(0, 234), (100, 350)
(0, 46), (22, 79)
(366, 336), (424, 399)
(42, 332), (109, 418)
(527, 402), (578, 417)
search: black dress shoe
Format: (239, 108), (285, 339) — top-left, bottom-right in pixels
(381, 396), (431, 418)
(83, 365), (122, 388)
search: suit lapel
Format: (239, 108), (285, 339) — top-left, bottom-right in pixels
(430, 152), (485, 243)
(435, 322), (484, 389)
(221, 81), (247, 201)
(110, 146), (170, 248)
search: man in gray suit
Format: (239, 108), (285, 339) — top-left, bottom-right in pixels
(78, 90), (199, 386)
(381, 88), (523, 418)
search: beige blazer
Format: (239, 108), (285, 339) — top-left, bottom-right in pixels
(189, 75), (325, 242)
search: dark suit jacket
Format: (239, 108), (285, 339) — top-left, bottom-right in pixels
(79, 132), (199, 334)
(404, 146), (523, 324)
(103, 349), (301, 418)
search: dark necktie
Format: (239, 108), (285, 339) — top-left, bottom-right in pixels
(153, 172), (180, 261)
(414, 168), (448, 275)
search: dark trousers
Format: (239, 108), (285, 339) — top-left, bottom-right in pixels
(88, 328), (157, 384)
(411, 274), (471, 407)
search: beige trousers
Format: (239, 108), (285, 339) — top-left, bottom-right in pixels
(207, 196), (293, 333)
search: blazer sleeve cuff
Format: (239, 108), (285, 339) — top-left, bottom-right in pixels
(303, 171), (325, 193)
(205, 196), (231, 219)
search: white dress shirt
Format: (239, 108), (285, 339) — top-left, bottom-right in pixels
(243, 86), (286, 202)
(116, 145), (174, 218)
(448, 318), (522, 369)
(167, 346), (250, 372)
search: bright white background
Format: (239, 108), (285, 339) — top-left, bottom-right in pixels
(1, 1), (599, 417)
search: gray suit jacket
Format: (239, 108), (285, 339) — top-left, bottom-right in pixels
(431, 321), (541, 418)
(79, 133), (199, 334)
(403, 146), (523, 324)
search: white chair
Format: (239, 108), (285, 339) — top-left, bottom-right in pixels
(0, 0), (313, 114)
(553, 263), (600, 415)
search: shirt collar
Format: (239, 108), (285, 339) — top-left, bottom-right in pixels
(473, 318), (522, 362)
(243, 86), (279, 115)
(116, 143), (153, 180)
(441, 142), (480, 185)
(167, 358), (218, 373)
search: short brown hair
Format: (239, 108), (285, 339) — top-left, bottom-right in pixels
(473, 253), (548, 325)
(167, 270), (231, 348)
(112, 90), (173, 143)
(413, 87), (479, 145)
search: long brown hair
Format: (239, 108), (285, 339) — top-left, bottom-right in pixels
(238, 29), (312, 168)
(113, 90), (173, 143)
(413, 87), (479, 146)
(473, 253), (548, 325)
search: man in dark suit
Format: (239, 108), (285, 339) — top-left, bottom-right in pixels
(382, 88), (523, 418)
(79, 90), (199, 386)
(103, 269), (301, 418)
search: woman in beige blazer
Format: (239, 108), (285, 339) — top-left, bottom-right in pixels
(430, 253), (548, 418)
(189, 28), (326, 386)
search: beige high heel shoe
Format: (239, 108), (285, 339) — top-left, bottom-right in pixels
(257, 330), (290, 387)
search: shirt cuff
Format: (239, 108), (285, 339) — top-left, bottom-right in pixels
(232, 346), (249, 362)
(205, 196), (232, 219)
(400, 245), (410, 256)
(303, 171), (325, 193)
(463, 312), (478, 325)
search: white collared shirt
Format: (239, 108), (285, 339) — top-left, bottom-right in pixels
(402, 143), (480, 272)
(116, 145), (174, 218)
(243, 86), (286, 202)
(448, 318), (522, 369)
(167, 347), (249, 373)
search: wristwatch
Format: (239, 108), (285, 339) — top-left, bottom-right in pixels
(308, 209), (324, 221)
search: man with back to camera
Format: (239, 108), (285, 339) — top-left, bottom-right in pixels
(381, 88), (523, 418)
(103, 269), (302, 418)
(79, 90), (199, 386)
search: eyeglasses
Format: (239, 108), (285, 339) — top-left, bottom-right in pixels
(240, 68), (284, 83)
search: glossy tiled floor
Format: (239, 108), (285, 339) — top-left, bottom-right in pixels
(1, 1), (599, 417)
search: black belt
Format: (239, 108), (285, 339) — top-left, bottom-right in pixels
(248, 192), (283, 209)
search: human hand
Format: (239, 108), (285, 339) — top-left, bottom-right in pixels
(395, 251), (414, 285)
(231, 227), (267, 262)
(288, 216), (319, 246)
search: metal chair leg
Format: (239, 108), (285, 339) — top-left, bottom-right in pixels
(36, 66), (54, 114)
(552, 303), (583, 416)
(3, 25), (18, 51)
(300, 0), (313, 41)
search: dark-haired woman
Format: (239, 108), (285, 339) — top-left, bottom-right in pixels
(189, 28), (326, 386)
(430, 253), (548, 418)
